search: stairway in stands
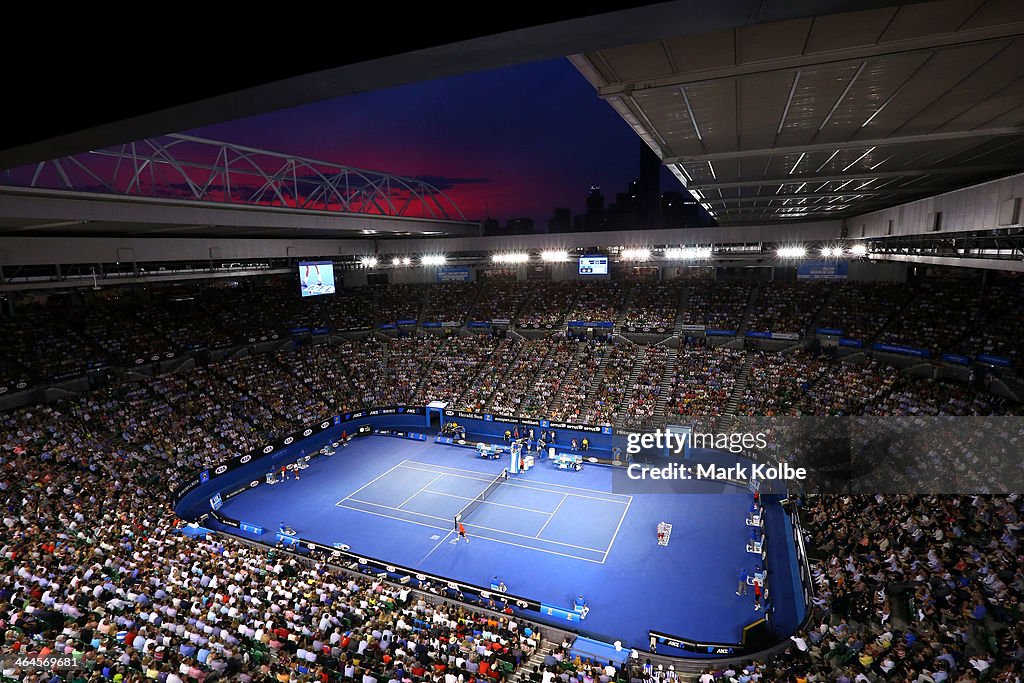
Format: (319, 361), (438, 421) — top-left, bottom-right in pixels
(614, 346), (649, 430)
(804, 284), (843, 339)
(736, 282), (761, 338)
(614, 284), (637, 333)
(672, 285), (691, 336)
(409, 337), (450, 399)
(652, 346), (679, 426)
(482, 336), (536, 413)
(723, 351), (753, 417)
(505, 639), (556, 683)
(581, 343), (615, 409)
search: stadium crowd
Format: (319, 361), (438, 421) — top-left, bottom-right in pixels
(745, 282), (831, 337)
(621, 283), (681, 333)
(747, 493), (1024, 683)
(666, 345), (744, 417)
(619, 346), (672, 431)
(0, 399), (548, 683)
(682, 282), (752, 332)
(579, 344), (638, 425)
(2, 277), (1023, 683)
(2, 277), (1023, 392)
(815, 283), (915, 343)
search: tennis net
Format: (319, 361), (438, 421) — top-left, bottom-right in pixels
(454, 469), (508, 526)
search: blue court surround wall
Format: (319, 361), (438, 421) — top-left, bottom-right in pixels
(172, 406), (811, 660)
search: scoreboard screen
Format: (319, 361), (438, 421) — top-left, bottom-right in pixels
(579, 255), (608, 275)
(299, 261), (336, 297)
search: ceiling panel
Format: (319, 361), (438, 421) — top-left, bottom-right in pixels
(961, 0), (1024, 29)
(596, 42), (674, 82)
(737, 71), (797, 149)
(663, 30), (736, 74)
(822, 53), (934, 143)
(735, 18), (814, 64)
(775, 63), (865, 147)
(576, 0), (1023, 223)
(861, 42), (1010, 137)
(803, 7), (896, 53)
(880, 0), (984, 41)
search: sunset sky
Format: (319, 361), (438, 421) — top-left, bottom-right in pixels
(189, 58), (682, 226)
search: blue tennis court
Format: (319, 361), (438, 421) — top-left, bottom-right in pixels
(218, 435), (797, 650)
(337, 460), (630, 564)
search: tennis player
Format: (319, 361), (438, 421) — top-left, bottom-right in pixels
(458, 521), (469, 543)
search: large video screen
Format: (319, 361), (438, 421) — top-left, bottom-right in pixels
(299, 261), (336, 297)
(578, 255), (608, 275)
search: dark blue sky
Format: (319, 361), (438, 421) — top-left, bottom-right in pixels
(190, 58), (680, 226)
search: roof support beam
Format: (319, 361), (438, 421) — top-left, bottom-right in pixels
(686, 165), (1022, 190)
(703, 188), (951, 204)
(595, 23), (1024, 97)
(662, 128), (1024, 164)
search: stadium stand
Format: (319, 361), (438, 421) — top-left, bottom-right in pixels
(516, 283), (576, 329)
(469, 277), (529, 324)
(620, 345), (673, 430)
(1, 278), (1022, 683)
(876, 282), (990, 357)
(745, 282), (832, 337)
(622, 282), (681, 333)
(566, 282), (626, 324)
(578, 343), (638, 425)
(666, 345), (744, 417)
(458, 336), (524, 413)
(682, 282), (752, 332)
(411, 335), (503, 405)
(815, 282), (917, 344)
(422, 284), (480, 324)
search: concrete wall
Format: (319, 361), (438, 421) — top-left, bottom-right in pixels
(850, 172), (1024, 239)
(0, 221), (843, 268)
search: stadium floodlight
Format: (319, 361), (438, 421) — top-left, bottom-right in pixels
(392, 257), (401, 266)
(402, 257), (411, 266)
(665, 247), (712, 260)
(421, 255), (447, 266)
(849, 244), (867, 256)
(777, 246), (807, 259)
(621, 248), (651, 261)
(360, 257), (378, 268)
(541, 250), (569, 262)
(820, 247), (836, 258)
(491, 253), (530, 264)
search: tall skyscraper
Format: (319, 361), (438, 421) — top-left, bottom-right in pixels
(639, 143), (661, 228)
(548, 208), (571, 233)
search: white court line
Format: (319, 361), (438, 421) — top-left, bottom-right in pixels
(347, 497), (453, 522)
(400, 461), (630, 505)
(462, 519), (604, 553)
(396, 474), (444, 510)
(418, 488), (554, 515)
(335, 502), (605, 564)
(603, 495), (633, 561)
(419, 529), (455, 564)
(535, 493), (568, 539)
(344, 496), (604, 554)
(336, 502), (451, 532)
(403, 460), (632, 500)
(338, 459), (411, 504)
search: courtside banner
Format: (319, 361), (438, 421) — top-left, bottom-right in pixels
(172, 413), (342, 503)
(547, 420), (603, 433)
(444, 410), (605, 433)
(625, 325), (671, 333)
(294, 538), (542, 612)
